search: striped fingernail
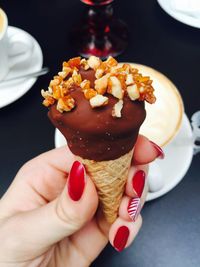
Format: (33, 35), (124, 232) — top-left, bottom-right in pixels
(127, 197), (141, 221)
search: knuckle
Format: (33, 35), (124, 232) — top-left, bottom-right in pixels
(55, 197), (85, 230)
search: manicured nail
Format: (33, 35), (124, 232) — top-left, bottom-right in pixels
(128, 197), (141, 222)
(132, 170), (145, 197)
(68, 161), (86, 201)
(113, 226), (130, 252)
(150, 141), (165, 159)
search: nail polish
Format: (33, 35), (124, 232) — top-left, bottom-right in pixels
(150, 141), (165, 159)
(113, 226), (129, 252)
(68, 161), (86, 201)
(127, 197), (141, 222)
(132, 170), (145, 197)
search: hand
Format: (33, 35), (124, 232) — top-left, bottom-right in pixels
(0, 135), (163, 267)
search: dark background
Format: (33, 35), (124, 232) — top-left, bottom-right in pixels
(0, 0), (200, 266)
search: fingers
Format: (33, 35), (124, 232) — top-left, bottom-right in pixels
(108, 158), (151, 252)
(133, 135), (164, 165)
(125, 165), (148, 198)
(35, 145), (75, 173)
(34, 161), (98, 243)
(109, 215), (142, 252)
(1, 161), (99, 257)
(0, 146), (77, 217)
(118, 165), (148, 222)
(107, 164), (148, 252)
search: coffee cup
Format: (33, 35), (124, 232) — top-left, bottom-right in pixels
(129, 63), (184, 148)
(0, 8), (34, 81)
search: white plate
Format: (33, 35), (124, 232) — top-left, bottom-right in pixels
(157, 0), (200, 28)
(54, 113), (193, 201)
(0, 26), (43, 108)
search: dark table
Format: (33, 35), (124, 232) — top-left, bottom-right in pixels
(0, 1), (200, 266)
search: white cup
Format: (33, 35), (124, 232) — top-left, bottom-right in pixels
(136, 63), (184, 147)
(0, 8), (34, 81)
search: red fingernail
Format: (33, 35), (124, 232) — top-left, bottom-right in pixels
(68, 161), (86, 201)
(113, 226), (129, 252)
(128, 197), (141, 221)
(150, 141), (165, 159)
(132, 170), (145, 198)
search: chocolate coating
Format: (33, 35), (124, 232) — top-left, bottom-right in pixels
(48, 84), (146, 161)
(79, 68), (96, 88)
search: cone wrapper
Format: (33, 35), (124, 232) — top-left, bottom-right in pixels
(76, 149), (133, 224)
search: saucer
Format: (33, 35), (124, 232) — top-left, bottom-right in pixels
(157, 0), (200, 28)
(0, 26), (43, 108)
(54, 113), (194, 201)
(146, 113), (193, 201)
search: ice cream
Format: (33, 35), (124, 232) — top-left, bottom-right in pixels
(42, 56), (156, 223)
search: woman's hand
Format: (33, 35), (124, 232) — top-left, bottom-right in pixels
(0, 135), (163, 267)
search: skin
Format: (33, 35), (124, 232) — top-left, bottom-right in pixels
(0, 135), (159, 267)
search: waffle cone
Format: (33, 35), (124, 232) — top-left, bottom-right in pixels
(76, 150), (133, 224)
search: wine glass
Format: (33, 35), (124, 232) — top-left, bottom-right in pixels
(72, 0), (128, 59)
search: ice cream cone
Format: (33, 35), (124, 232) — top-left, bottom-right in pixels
(76, 150), (133, 224)
(42, 56), (156, 224)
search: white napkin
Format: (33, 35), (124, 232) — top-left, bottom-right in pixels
(171, 0), (200, 18)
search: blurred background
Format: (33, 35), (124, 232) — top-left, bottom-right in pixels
(0, 1), (200, 266)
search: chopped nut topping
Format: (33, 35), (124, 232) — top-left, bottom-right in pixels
(57, 96), (75, 113)
(95, 68), (104, 79)
(112, 100), (123, 118)
(62, 77), (74, 90)
(139, 86), (145, 93)
(62, 66), (72, 73)
(89, 94), (109, 108)
(122, 63), (131, 73)
(48, 87), (53, 94)
(87, 56), (101, 70)
(80, 79), (90, 90)
(108, 76), (124, 99)
(125, 74), (134, 86)
(68, 57), (81, 68)
(106, 56), (118, 67)
(94, 74), (110, 95)
(63, 61), (69, 68)
(59, 65), (71, 78)
(110, 66), (120, 74)
(80, 58), (90, 70)
(50, 78), (61, 87)
(41, 89), (52, 98)
(52, 86), (62, 99)
(115, 74), (126, 90)
(127, 84), (140, 100)
(84, 88), (97, 100)
(98, 61), (109, 74)
(42, 56), (156, 115)
(72, 70), (82, 84)
(58, 71), (68, 79)
(139, 85), (156, 104)
(42, 96), (55, 107)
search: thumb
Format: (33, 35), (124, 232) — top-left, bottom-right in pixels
(3, 161), (98, 257)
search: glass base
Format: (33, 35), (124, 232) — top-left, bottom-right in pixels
(72, 18), (128, 59)
(81, 0), (114, 6)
